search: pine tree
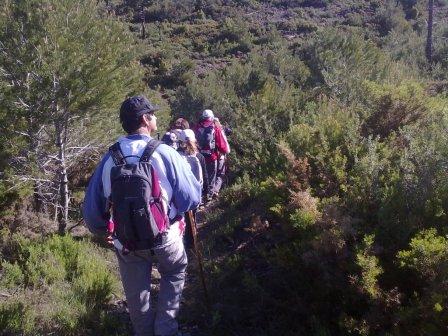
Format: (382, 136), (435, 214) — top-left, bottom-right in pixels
(0, 0), (144, 233)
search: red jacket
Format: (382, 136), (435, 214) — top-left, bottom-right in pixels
(194, 119), (230, 162)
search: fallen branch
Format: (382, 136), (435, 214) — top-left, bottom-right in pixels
(67, 218), (84, 233)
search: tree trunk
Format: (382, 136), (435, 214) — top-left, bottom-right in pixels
(56, 119), (70, 235)
(27, 123), (49, 214)
(29, 130), (43, 212)
(140, 5), (146, 39)
(195, 0), (204, 12)
(426, 0), (434, 67)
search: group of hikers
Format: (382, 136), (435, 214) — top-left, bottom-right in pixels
(161, 108), (231, 204)
(83, 95), (230, 336)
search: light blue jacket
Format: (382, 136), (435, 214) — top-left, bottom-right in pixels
(82, 134), (202, 236)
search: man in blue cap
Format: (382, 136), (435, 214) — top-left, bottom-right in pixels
(83, 95), (201, 336)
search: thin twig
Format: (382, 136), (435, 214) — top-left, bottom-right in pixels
(67, 218), (84, 233)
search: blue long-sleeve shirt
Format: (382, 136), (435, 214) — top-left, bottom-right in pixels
(82, 134), (201, 237)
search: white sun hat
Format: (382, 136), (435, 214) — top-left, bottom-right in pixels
(178, 129), (196, 142)
(201, 109), (214, 120)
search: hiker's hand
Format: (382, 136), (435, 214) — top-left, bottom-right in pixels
(105, 234), (114, 246)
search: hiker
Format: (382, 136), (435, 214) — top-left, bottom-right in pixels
(194, 109), (230, 201)
(177, 129), (208, 247)
(173, 117), (190, 130)
(82, 95), (201, 336)
(213, 117), (231, 196)
(160, 117), (190, 150)
(161, 130), (179, 150)
(178, 129), (208, 195)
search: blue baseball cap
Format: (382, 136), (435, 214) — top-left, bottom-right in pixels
(120, 95), (159, 124)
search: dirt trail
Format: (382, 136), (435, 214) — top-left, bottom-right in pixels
(176, 205), (217, 336)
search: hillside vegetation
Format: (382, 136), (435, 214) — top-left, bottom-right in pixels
(1, 0), (448, 335)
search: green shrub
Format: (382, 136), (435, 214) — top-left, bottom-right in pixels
(0, 261), (24, 289)
(221, 173), (258, 206)
(285, 97), (359, 197)
(303, 29), (409, 103)
(0, 301), (34, 335)
(46, 234), (82, 281)
(24, 245), (67, 287)
(395, 229), (448, 334)
(374, 2), (409, 37)
(74, 248), (116, 309)
(398, 229), (448, 280)
(289, 209), (317, 231)
(50, 293), (85, 334)
(356, 235), (383, 299)
(0, 234), (120, 335)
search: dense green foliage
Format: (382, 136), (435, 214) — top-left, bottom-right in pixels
(139, 1), (447, 335)
(1, 0), (448, 335)
(0, 232), (126, 335)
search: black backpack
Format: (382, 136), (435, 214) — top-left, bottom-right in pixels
(109, 139), (169, 250)
(197, 124), (216, 157)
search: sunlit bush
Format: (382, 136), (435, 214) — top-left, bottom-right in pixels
(0, 234), (121, 335)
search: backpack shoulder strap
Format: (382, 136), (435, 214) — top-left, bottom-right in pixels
(140, 139), (161, 163)
(109, 142), (126, 166)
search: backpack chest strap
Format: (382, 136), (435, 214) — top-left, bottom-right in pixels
(109, 142), (126, 166)
(140, 139), (161, 162)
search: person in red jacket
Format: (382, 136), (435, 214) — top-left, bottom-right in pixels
(213, 117), (230, 196)
(194, 109), (230, 201)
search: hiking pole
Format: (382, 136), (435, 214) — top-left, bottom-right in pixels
(187, 210), (210, 309)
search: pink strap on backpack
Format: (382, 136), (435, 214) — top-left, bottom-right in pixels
(107, 219), (114, 234)
(149, 165), (169, 232)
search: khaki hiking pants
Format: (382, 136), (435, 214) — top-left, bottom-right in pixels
(115, 233), (187, 336)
